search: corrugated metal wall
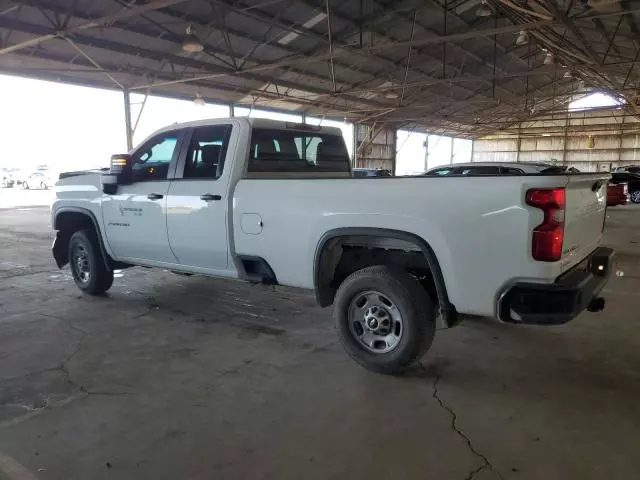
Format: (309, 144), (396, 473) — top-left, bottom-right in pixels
(472, 108), (640, 172)
(354, 124), (397, 172)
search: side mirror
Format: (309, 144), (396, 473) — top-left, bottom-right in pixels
(110, 154), (133, 185)
(101, 154), (133, 194)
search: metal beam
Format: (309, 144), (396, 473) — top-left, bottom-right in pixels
(0, 0), (190, 56)
(64, 37), (124, 89)
(0, 17), (389, 110)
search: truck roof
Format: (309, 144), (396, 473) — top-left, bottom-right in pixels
(151, 117), (343, 138)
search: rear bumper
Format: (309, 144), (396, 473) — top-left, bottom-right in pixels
(498, 247), (614, 325)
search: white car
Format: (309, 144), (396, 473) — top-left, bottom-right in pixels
(19, 171), (54, 190)
(51, 118), (613, 374)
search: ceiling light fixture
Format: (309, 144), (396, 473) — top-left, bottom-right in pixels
(182, 25), (204, 53)
(543, 52), (555, 65)
(193, 92), (206, 106)
(563, 70), (573, 79)
(476, 0), (492, 17)
(515, 30), (529, 46)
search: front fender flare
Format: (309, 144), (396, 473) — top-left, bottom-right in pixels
(52, 207), (112, 271)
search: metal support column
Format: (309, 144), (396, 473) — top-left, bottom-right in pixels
(301, 112), (307, 124)
(391, 129), (397, 176)
(561, 114), (569, 165)
(516, 122), (522, 163)
(617, 114), (625, 169)
(352, 124), (357, 167)
(230, 103), (235, 117)
(123, 88), (133, 151)
(449, 137), (454, 164)
(424, 136), (429, 170)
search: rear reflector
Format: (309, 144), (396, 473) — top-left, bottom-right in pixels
(526, 188), (566, 262)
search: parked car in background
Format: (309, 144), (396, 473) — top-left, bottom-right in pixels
(610, 172), (640, 204)
(1, 168), (16, 188)
(607, 183), (629, 206)
(424, 162), (632, 207)
(352, 168), (392, 177)
(424, 162), (578, 176)
(613, 165), (640, 173)
(19, 171), (54, 190)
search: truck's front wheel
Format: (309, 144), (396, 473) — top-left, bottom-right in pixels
(68, 229), (114, 295)
(333, 265), (436, 374)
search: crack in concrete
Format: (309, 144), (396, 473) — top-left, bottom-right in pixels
(0, 269), (56, 281)
(431, 373), (502, 480)
(2, 314), (130, 399)
(52, 315), (131, 397)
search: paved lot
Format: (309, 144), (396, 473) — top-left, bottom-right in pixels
(1, 205), (640, 480)
(0, 187), (53, 209)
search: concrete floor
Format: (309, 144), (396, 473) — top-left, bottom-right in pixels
(1, 203), (640, 480)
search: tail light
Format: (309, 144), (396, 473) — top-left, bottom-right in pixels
(526, 188), (566, 262)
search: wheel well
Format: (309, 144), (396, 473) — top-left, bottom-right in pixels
(53, 212), (97, 267)
(315, 233), (457, 326)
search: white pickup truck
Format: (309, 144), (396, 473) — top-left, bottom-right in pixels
(52, 118), (614, 374)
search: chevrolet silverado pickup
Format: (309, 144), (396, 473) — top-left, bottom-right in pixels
(51, 118), (614, 374)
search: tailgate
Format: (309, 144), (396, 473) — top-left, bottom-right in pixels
(561, 174), (608, 272)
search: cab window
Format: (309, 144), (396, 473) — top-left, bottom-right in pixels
(247, 128), (350, 175)
(131, 132), (180, 182)
(182, 125), (232, 179)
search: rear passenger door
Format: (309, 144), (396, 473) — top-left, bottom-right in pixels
(166, 124), (234, 273)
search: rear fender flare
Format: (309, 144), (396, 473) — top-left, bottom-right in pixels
(313, 227), (457, 326)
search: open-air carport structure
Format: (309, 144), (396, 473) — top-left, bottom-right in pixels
(1, 0), (640, 165)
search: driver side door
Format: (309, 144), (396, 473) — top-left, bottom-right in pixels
(101, 129), (186, 264)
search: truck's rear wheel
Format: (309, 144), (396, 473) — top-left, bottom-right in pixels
(68, 229), (114, 295)
(333, 265), (436, 374)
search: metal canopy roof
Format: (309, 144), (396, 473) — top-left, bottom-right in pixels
(0, 0), (639, 138)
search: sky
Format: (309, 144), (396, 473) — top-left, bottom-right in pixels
(0, 74), (360, 174)
(0, 73), (612, 177)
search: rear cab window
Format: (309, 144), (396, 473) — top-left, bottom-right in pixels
(247, 125), (351, 177)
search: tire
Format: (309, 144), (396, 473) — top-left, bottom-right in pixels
(68, 229), (114, 295)
(22, 181), (29, 190)
(333, 265), (436, 374)
(630, 190), (640, 204)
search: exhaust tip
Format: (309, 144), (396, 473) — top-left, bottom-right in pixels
(587, 297), (605, 313)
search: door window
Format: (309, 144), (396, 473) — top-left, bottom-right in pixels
(182, 125), (231, 179)
(131, 132), (180, 182)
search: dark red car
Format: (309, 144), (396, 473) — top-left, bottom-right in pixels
(607, 182), (629, 206)
(611, 172), (640, 204)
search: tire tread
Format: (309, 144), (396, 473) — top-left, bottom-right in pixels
(333, 265), (436, 374)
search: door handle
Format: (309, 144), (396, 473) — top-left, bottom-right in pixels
(147, 193), (163, 200)
(200, 194), (222, 201)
